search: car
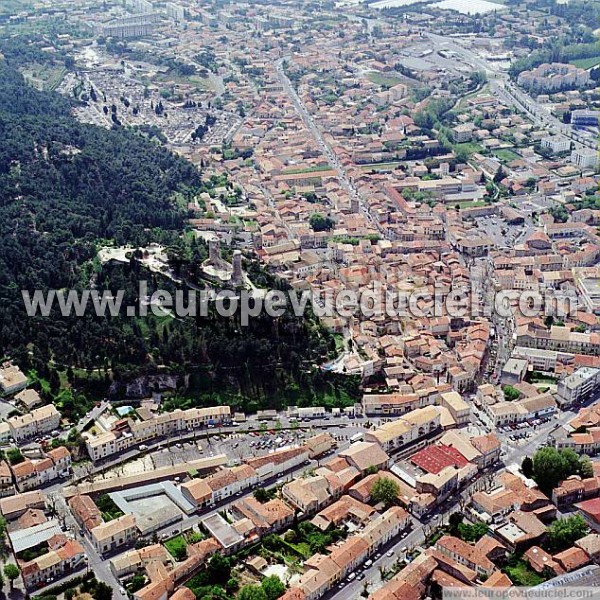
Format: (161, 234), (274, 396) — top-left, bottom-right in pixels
(364, 559), (373, 568)
(357, 573), (365, 580)
(387, 550), (394, 557)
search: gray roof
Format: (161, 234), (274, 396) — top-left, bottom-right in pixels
(9, 519), (63, 553)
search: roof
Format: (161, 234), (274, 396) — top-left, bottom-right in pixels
(576, 497), (600, 523)
(339, 442), (389, 472)
(554, 547), (590, 572)
(9, 519), (63, 554)
(0, 490), (46, 519)
(90, 513), (136, 543)
(199, 513), (244, 550)
(410, 444), (469, 474)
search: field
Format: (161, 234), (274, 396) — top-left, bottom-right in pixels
(493, 148), (520, 163)
(359, 161), (403, 171)
(452, 142), (485, 156)
(571, 56), (600, 70)
(366, 71), (403, 88)
(504, 560), (546, 586)
(456, 200), (488, 208)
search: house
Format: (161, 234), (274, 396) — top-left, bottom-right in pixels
(282, 475), (341, 515)
(15, 389), (43, 411)
(21, 538), (85, 590)
(338, 442), (390, 474)
(553, 547), (591, 572)
(0, 490), (46, 520)
(304, 433), (336, 458)
(68, 494), (103, 532)
(363, 407), (441, 453)
(8, 405), (61, 442)
(0, 363), (28, 396)
(90, 513), (137, 554)
(180, 479), (213, 510)
(230, 497), (294, 535)
(435, 535), (496, 578)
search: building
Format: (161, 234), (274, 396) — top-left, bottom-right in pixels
(0, 363), (27, 396)
(517, 63), (591, 93)
(540, 136), (571, 154)
(85, 405), (231, 461)
(68, 495), (103, 532)
(436, 535), (496, 578)
(338, 442), (390, 474)
(0, 491), (46, 520)
(21, 538), (85, 590)
(439, 391), (470, 425)
(364, 407), (441, 452)
(282, 475), (341, 515)
(8, 405), (61, 442)
(557, 368), (600, 406)
(571, 110), (600, 128)
(571, 148), (599, 171)
(90, 514), (137, 554)
(501, 358), (528, 386)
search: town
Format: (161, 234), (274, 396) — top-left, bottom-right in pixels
(0, 0), (600, 599)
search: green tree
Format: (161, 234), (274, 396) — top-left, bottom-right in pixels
(502, 385), (520, 401)
(521, 456), (534, 479)
(309, 213), (334, 232)
(371, 477), (399, 506)
(238, 584), (268, 600)
(532, 447), (568, 493)
(448, 512), (464, 533)
(205, 554), (231, 584)
(3, 564), (19, 588)
(261, 575), (285, 600)
(94, 581), (113, 600)
(546, 515), (588, 552)
(254, 488), (270, 503)
(580, 456), (594, 478)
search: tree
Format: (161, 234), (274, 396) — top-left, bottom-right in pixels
(3, 564), (19, 588)
(493, 167), (506, 184)
(448, 512), (464, 533)
(502, 385), (520, 401)
(546, 515), (588, 552)
(371, 477), (399, 506)
(205, 554), (231, 584)
(261, 575), (285, 600)
(521, 456), (534, 479)
(309, 213), (334, 232)
(532, 447), (568, 494)
(580, 456), (594, 478)
(238, 584), (268, 600)
(254, 488), (270, 503)
(94, 581), (113, 600)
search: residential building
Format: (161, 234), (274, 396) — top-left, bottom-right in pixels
(90, 514), (138, 554)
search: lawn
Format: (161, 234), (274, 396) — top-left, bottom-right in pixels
(493, 148), (520, 163)
(359, 161), (403, 171)
(165, 535), (187, 560)
(452, 142), (485, 156)
(504, 560), (545, 586)
(366, 71), (403, 88)
(456, 200), (488, 208)
(571, 56), (600, 69)
(283, 165), (333, 175)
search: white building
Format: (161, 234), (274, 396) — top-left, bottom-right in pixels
(557, 367), (600, 406)
(571, 148), (599, 170)
(540, 136), (570, 154)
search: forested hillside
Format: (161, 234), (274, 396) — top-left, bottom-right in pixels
(0, 60), (357, 415)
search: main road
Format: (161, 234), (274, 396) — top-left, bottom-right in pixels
(274, 58), (384, 234)
(426, 33), (598, 151)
